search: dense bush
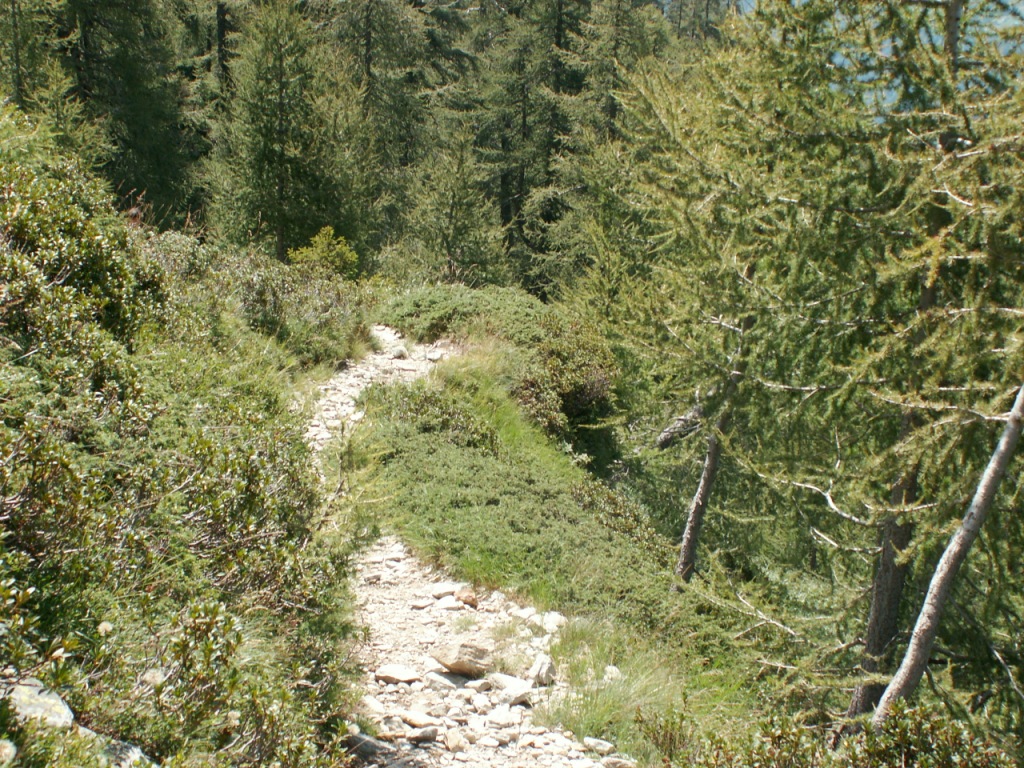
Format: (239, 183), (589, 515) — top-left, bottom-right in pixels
(148, 229), (375, 370)
(365, 369), (725, 642)
(383, 285), (617, 442)
(644, 704), (1016, 768)
(0, 109), (357, 765)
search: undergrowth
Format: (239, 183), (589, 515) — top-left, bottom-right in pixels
(383, 285), (618, 463)
(359, 343), (765, 760)
(0, 107), (372, 765)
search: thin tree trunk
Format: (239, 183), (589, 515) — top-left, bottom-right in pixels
(945, 0), (964, 72)
(676, 408), (730, 581)
(844, 281), (935, 722)
(846, 511), (914, 716)
(216, 2), (229, 87)
(675, 267), (756, 582)
(872, 383), (1024, 726)
(10, 0), (23, 105)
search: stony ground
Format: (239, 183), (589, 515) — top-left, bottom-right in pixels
(307, 327), (638, 768)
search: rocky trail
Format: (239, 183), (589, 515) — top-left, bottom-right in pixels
(308, 327), (638, 768)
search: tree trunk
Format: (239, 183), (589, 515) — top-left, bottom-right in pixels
(843, 279), (935, 722)
(10, 0), (23, 106)
(872, 383), (1024, 726)
(216, 2), (229, 87)
(945, 0), (964, 72)
(676, 408), (730, 581)
(674, 267), (755, 583)
(846, 511), (914, 717)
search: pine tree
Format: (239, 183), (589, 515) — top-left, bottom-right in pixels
(210, 0), (345, 259)
(53, 0), (189, 216)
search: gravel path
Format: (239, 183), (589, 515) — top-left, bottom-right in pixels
(307, 327), (636, 768)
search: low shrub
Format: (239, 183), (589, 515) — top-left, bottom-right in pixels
(655, 704), (1017, 768)
(0, 108), (357, 765)
(288, 226), (360, 279)
(382, 285), (618, 445)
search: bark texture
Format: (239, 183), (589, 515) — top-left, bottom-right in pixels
(676, 409), (730, 581)
(872, 383), (1024, 726)
(846, 514), (914, 717)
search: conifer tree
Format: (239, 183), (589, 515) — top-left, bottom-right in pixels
(210, 0), (345, 260)
(571, 0), (1024, 729)
(53, 0), (189, 216)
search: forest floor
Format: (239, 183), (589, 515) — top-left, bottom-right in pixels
(306, 327), (639, 768)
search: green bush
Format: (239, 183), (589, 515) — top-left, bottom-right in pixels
(645, 704), (1017, 768)
(288, 226), (360, 279)
(0, 107), (356, 765)
(383, 284), (618, 442)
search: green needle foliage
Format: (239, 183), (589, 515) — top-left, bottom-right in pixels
(569, 0), (1024, 746)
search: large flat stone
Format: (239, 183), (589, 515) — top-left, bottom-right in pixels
(375, 664), (421, 684)
(432, 642), (493, 677)
(4, 679), (74, 729)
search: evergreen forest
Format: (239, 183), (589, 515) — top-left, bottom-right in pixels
(2, 0), (1023, 765)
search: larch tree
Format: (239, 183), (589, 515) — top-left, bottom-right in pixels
(571, 0), (1024, 731)
(211, 0), (341, 259)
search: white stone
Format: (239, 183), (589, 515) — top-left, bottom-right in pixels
(424, 672), (461, 691)
(445, 728), (468, 753)
(486, 704), (523, 728)
(601, 758), (637, 768)
(542, 611), (568, 633)
(478, 736), (501, 748)
(400, 710), (442, 728)
(510, 606), (537, 620)
(410, 598), (434, 610)
(437, 595), (462, 611)
(0, 740), (15, 766)
(584, 737), (616, 756)
(429, 580), (463, 598)
(529, 653), (556, 686)
(465, 679), (492, 692)
(358, 694), (386, 716)
(375, 664), (421, 684)
(433, 642), (494, 677)
(603, 665), (622, 681)
(471, 693), (491, 713)
(4, 679), (74, 729)
(489, 673), (533, 705)
(103, 739), (155, 768)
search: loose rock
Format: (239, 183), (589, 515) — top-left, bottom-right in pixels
(445, 728), (468, 752)
(433, 642), (493, 677)
(103, 739), (155, 768)
(489, 672), (534, 706)
(399, 710), (442, 728)
(430, 582), (465, 599)
(601, 758), (638, 768)
(584, 737), (616, 756)
(375, 664), (421, 684)
(4, 679), (74, 729)
(407, 726), (438, 744)
(529, 653), (557, 686)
